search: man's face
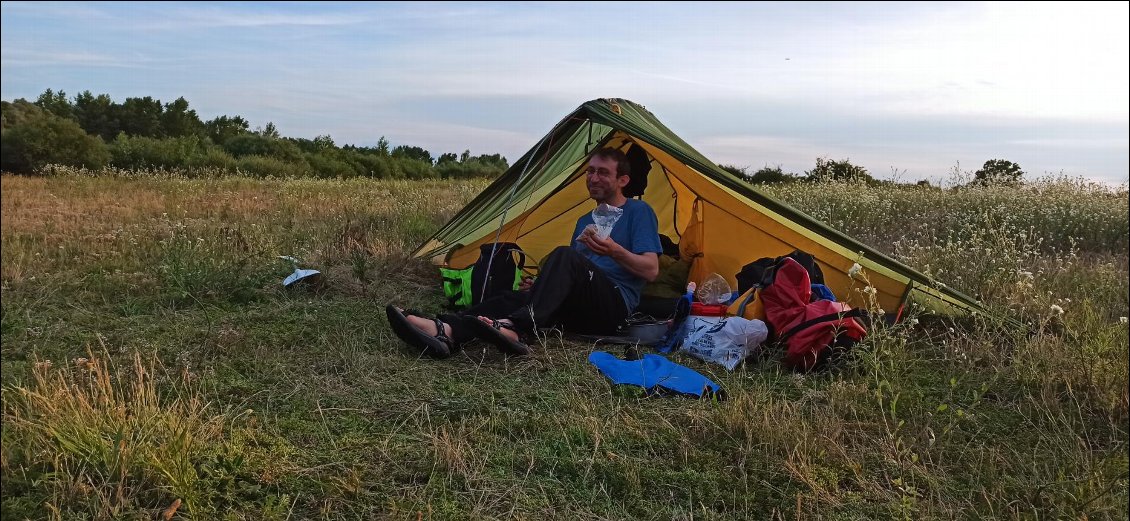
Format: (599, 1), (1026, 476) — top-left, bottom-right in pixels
(585, 156), (627, 203)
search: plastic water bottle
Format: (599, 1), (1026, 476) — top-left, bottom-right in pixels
(696, 274), (731, 305)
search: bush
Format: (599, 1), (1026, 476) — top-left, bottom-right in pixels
(187, 148), (238, 172)
(223, 134), (304, 163)
(108, 133), (221, 171)
(747, 165), (797, 184)
(973, 159), (1025, 186)
(1, 114), (110, 173)
(352, 153), (392, 178)
(390, 158), (437, 180)
(805, 157), (873, 183)
(435, 160), (506, 179)
(717, 164), (747, 178)
(1, 99), (48, 130)
(235, 155), (306, 178)
(305, 152), (357, 179)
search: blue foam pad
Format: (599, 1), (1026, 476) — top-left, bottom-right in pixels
(588, 351), (722, 398)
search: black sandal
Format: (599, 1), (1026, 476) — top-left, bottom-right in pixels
(468, 318), (530, 356)
(385, 305), (454, 359)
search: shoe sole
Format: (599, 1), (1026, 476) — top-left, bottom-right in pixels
(385, 305), (451, 358)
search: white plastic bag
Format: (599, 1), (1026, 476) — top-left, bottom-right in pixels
(591, 203), (623, 239)
(681, 315), (769, 370)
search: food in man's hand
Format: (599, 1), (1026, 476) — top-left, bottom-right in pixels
(577, 223), (600, 241)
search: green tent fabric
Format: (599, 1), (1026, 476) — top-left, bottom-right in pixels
(413, 98), (994, 320)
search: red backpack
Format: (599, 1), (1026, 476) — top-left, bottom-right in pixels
(760, 258), (868, 371)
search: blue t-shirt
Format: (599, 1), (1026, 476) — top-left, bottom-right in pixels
(571, 199), (663, 312)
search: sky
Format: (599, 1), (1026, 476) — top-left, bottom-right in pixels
(2, 1), (1127, 186)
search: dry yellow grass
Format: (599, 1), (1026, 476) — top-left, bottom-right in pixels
(0, 174), (489, 285)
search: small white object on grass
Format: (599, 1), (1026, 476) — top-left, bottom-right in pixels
(278, 255), (321, 286)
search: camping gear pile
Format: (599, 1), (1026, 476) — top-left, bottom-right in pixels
(654, 249), (867, 372)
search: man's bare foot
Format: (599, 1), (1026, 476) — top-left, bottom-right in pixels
(398, 307), (453, 339)
(385, 305), (454, 358)
(477, 316), (520, 342)
(469, 315), (530, 356)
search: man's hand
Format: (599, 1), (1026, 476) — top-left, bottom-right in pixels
(579, 233), (621, 257)
(578, 234), (659, 281)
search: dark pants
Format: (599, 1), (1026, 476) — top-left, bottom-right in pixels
(439, 246), (628, 344)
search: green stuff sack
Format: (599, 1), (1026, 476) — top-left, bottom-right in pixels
(440, 242), (534, 310)
(440, 266), (474, 309)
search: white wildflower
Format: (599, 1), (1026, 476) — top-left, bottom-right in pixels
(1120, 317), (1128, 325)
(909, 318), (919, 326)
(848, 263), (862, 278)
(1050, 304), (1064, 315)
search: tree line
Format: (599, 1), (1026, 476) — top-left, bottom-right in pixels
(2, 88), (1028, 186)
(719, 157), (1027, 187)
(0, 89), (509, 179)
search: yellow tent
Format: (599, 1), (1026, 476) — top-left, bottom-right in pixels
(414, 98), (987, 319)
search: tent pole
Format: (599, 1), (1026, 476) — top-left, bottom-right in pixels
(479, 126), (556, 301)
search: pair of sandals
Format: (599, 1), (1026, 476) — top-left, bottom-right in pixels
(384, 305), (530, 359)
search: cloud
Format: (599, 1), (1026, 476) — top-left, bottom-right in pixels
(0, 48), (139, 68)
(0, 1), (114, 21)
(1007, 138), (1130, 150)
(142, 7), (366, 30)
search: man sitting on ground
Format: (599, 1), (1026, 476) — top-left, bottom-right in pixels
(386, 147), (662, 357)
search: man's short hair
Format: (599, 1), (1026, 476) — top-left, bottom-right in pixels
(592, 148), (631, 178)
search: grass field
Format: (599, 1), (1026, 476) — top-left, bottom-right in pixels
(2, 171), (1127, 520)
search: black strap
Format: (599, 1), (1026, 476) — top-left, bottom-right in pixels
(443, 277), (464, 306)
(778, 309), (867, 344)
(734, 286), (760, 316)
(446, 291), (463, 306)
(511, 249), (543, 278)
(432, 318), (451, 345)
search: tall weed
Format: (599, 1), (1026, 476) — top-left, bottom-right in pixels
(1, 347), (272, 519)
